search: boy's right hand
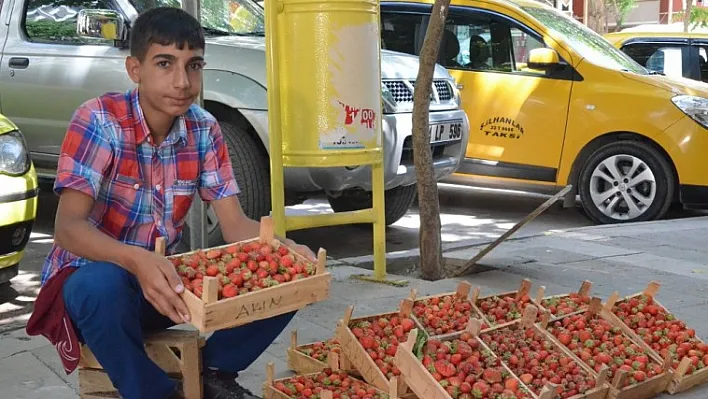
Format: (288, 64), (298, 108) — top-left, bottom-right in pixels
(132, 250), (191, 324)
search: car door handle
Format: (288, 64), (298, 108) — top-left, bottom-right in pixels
(8, 57), (29, 69)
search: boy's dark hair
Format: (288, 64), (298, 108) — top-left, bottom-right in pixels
(130, 7), (205, 61)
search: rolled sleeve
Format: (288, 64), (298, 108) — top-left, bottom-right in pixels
(54, 104), (112, 199)
(198, 121), (240, 202)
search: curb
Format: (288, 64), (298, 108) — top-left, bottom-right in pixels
(334, 215), (708, 270)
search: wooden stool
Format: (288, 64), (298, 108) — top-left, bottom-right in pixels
(78, 329), (206, 399)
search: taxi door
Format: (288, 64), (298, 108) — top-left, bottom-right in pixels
(444, 7), (575, 183)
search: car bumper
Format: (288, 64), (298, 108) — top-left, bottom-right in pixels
(0, 164), (39, 273)
(680, 184), (708, 208)
(283, 109), (470, 192)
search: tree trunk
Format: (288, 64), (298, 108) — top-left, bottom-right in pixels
(411, 0), (450, 281)
(684, 0), (693, 32)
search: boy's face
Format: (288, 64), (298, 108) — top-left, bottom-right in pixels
(126, 42), (205, 117)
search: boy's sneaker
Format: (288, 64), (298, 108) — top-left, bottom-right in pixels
(203, 369), (261, 399)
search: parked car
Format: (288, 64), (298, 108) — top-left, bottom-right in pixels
(0, 0), (469, 247)
(605, 31), (708, 83)
(380, 0), (708, 224)
(0, 115), (38, 285)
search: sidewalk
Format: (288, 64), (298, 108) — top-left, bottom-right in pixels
(2, 217), (708, 398)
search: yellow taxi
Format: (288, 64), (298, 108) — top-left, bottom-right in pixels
(605, 31), (708, 83)
(0, 114), (38, 285)
(380, 0), (708, 224)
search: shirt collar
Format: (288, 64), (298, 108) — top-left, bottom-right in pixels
(130, 88), (188, 146)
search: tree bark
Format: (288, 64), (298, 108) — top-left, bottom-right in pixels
(684, 0), (693, 32)
(411, 0), (450, 281)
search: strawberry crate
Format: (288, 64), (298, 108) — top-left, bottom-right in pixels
(540, 297), (672, 399)
(393, 320), (548, 399)
(264, 352), (400, 399)
(603, 281), (708, 395)
(156, 216), (331, 333)
(334, 301), (422, 396)
(535, 280), (593, 320)
(286, 329), (357, 376)
(474, 305), (610, 399)
(407, 281), (491, 339)
(472, 279), (545, 328)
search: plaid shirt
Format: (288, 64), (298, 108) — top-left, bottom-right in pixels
(41, 88), (239, 285)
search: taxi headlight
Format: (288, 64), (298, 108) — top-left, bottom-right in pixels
(0, 130), (30, 176)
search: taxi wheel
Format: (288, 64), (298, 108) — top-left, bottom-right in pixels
(578, 141), (674, 225)
(327, 184), (418, 226)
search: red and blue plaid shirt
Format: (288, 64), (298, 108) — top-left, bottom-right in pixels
(41, 88), (240, 285)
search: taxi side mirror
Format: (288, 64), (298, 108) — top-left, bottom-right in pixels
(527, 48), (560, 70)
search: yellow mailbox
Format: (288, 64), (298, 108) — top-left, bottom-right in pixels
(265, 0), (388, 279)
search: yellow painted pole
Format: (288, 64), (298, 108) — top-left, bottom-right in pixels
(265, 0), (287, 238)
(372, 160), (386, 280)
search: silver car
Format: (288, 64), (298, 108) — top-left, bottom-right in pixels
(0, 0), (470, 246)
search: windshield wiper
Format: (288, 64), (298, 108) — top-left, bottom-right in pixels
(203, 27), (231, 36)
(236, 31), (265, 36)
(649, 70), (665, 76)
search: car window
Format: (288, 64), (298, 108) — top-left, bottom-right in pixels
(698, 46), (708, 83)
(621, 43), (684, 78)
(381, 10), (546, 75)
(24, 0), (115, 45)
(130, 0), (265, 36)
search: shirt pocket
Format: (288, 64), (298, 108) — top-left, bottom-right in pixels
(170, 180), (198, 226)
(107, 174), (147, 226)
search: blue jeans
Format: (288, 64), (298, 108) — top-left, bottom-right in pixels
(62, 261), (296, 399)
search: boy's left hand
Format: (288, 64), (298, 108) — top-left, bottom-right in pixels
(285, 238), (317, 262)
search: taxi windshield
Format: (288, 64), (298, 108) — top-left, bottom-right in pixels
(521, 5), (648, 75)
(130, 0), (265, 36)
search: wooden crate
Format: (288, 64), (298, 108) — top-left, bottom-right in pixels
(78, 329), (205, 399)
(334, 302), (421, 396)
(263, 353), (399, 399)
(475, 305), (610, 399)
(471, 278), (545, 328)
(539, 297), (671, 399)
(157, 217), (331, 333)
(406, 281), (491, 338)
(535, 280), (593, 320)
(286, 329), (357, 376)
(603, 281), (708, 395)
(393, 321), (548, 399)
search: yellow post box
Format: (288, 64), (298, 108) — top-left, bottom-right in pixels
(265, 0), (388, 279)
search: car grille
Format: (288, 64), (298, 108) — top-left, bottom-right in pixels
(0, 220), (33, 256)
(400, 136), (447, 165)
(383, 79), (454, 104)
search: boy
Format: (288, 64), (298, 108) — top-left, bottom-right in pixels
(25, 7), (315, 399)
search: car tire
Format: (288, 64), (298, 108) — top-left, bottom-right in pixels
(182, 120), (270, 248)
(327, 184), (418, 225)
(578, 140), (674, 225)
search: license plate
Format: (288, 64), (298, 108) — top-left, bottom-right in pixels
(429, 121), (463, 143)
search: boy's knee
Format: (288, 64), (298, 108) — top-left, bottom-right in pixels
(63, 262), (138, 319)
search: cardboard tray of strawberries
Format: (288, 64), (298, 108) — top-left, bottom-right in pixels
(602, 281), (708, 395)
(539, 297), (672, 399)
(157, 216), (331, 333)
(474, 305), (611, 399)
(535, 281), (593, 320)
(334, 301), (421, 396)
(393, 319), (546, 399)
(286, 329), (360, 376)
(406, 281), (491, 339)
(471, 279), (545, 328)
(264, 352), (400, 399)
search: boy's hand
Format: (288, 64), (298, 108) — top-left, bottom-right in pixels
(132, 250), (191, 324)
(284, 238), (317, 263)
